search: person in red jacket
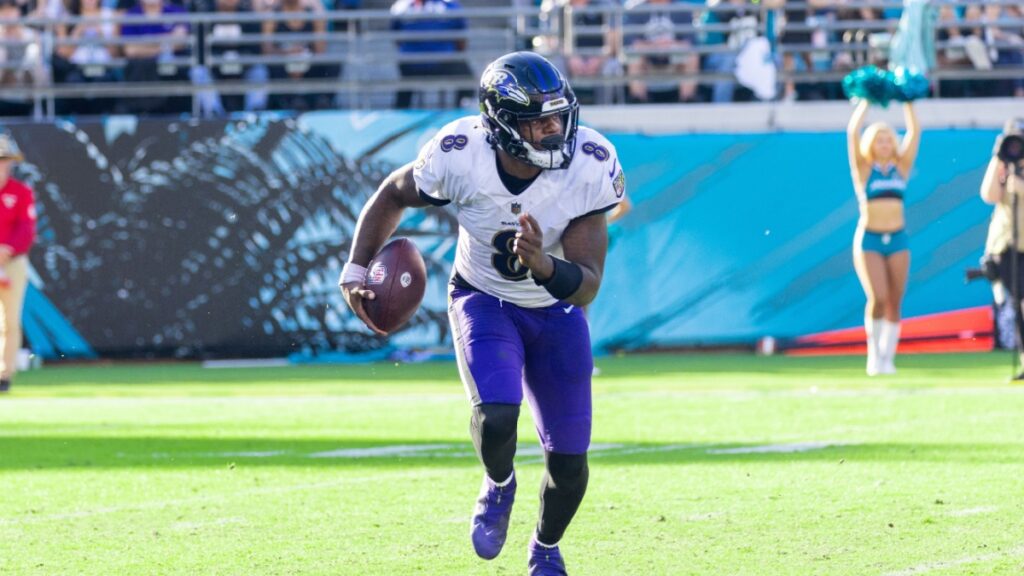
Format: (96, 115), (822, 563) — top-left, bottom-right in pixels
(0, 134), (36, 393)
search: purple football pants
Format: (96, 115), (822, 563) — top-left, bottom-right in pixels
(448, 286), (593, 454)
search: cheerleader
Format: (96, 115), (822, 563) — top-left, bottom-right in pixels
(847, 100), (920, 375)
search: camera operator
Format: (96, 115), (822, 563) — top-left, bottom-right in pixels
(980, 118), (1024, 378)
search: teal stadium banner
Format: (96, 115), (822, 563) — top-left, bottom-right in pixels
(3, 112), (997, 359)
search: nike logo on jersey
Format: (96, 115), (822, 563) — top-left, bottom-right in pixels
(608, 159), (617, 178)
(563, 305), (573, 314)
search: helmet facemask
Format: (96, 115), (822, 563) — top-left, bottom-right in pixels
(484, 98), (579, 170)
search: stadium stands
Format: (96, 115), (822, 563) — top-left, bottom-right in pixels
(0, 0), (1020, 117)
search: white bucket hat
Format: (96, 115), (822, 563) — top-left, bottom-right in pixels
(0, 134), (23, 161)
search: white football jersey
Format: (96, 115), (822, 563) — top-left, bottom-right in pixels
(413, 115), (626, 308)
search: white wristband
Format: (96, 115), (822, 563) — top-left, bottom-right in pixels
(339, 262), (368, 287)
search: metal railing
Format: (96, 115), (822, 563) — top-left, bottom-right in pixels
(0, 0), (1021, 118)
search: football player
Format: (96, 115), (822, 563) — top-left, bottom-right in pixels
(340, 51), (625, 575)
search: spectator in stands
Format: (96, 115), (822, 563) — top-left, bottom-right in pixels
(191, 0), (268, 115)
(935, 4), (986, 98)
(779, 0), (828, 102)
(323, 0), (359, 34)
(54, 0), (120, 114)
(936, 4), (971, 68)
(29, 0), (67, 20)
(561, 0), (622, 105)
(109, 0), (192, 11)
(118, 0), (191, 114)
(981, 3), (1024, 98)
(835, 2), (883, 71)
(697, 0), (758, 103)
(625, 0), (699, 104)
(938, 4), (1023, 98)
(390, 0), (473, 109)
(262, 0), (337, 110)
(251, 0), (324, 12)
(0, 0), (46, 116)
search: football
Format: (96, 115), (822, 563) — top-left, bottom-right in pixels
(362, 238), (427, 333)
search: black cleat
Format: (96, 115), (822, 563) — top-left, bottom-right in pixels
(0, 379), (9, 393)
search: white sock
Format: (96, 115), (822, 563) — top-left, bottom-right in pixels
(881, 320), (901, 363)
(533, 534), (559, 548)
(491, 471), (514, 488)
(866, 316), (882, 361)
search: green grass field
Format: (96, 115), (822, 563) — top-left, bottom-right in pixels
(1, 353), (1023, 575)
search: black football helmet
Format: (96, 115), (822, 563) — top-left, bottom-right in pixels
(479, 51), (579, 170)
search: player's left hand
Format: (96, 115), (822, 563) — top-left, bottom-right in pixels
(515, 213), (554, 281)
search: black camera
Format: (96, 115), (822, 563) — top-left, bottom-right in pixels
(994, 118), (1024, 164)
(965, 253), (1001, 284)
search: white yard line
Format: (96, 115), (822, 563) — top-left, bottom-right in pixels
(706, 441), (845, 455)
(200, 451), (287, 458)
(947, 506), (999, 518)
(881, 544), (1024, 576)
(588, 443), (704, 458)
(308, 443), (459, 459)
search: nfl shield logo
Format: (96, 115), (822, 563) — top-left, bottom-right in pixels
(511, 203), (522, 215)
(367, 263), (388, 285)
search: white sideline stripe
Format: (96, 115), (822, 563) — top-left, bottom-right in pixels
(119, 451), (286, 459)
(589, 443), (703, 458)
(201, 358), (291, 369)
(308, 442), (623, 460)
(881, 544), (1024, 576)
(519, 443), (679, 465)
(706, 441), (843, 455)
(118, 443), (626, 461)
(516, 443), (625, 464)
(0, 469), (447, 526)
(309, 443), (457, 459)
(601, 387), (1024, 400)
(518, 443), (623, 458)
(947, 506), (998, 518)
(133, 441), (842, 462)
(205, 451), (287, 458)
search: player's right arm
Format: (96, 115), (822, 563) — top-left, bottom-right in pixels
(340, 162), (430, 335)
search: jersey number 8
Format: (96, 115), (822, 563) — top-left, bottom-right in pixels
(490, 230), (529, 281)
(581, 141), (609, 161)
